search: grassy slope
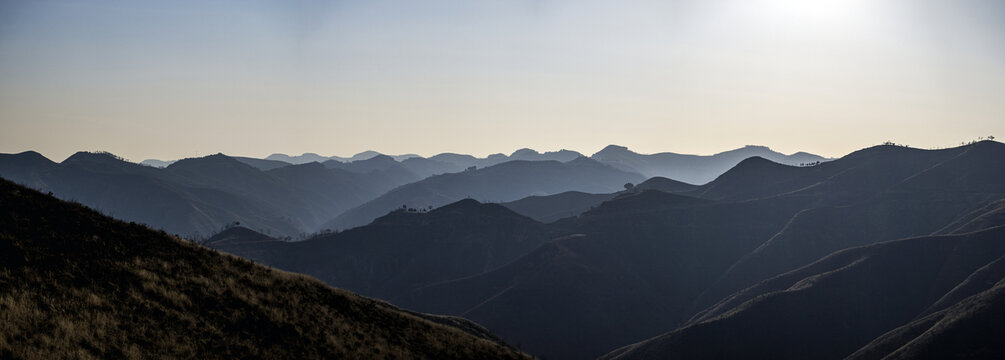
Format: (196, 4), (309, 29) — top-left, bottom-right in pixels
(0, 179), (529, 360)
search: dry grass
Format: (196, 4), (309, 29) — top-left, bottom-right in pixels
(0, 179), (530, 360)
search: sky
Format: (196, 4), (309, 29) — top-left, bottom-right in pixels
(1, 0), (1003, 162)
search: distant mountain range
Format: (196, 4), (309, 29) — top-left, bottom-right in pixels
(0, 151), (406, 237)
(592, 144), (830, 184)
(105, 144), (825, 235)
(0, 178), (529, 359)
(141, 145), (829, 185)
(1, 149), (643, 237)
(321, 157), (644, 231)
(6, 141), (1003, 359)
(205, 141), (1005, 359)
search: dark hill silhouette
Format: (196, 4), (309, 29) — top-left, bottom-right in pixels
(693, 142), (1005, 310)
(590, 144), (830, 185)
(603, 225), (1005, 360)
(634, 176), (699, 193)
(501, 191), (616, 223)
(63, 151), (161, 175)
(497, 177), (699, 224)
(0, 178), (529, 359)
(393, 141), (1005, 359)
(207, 199), (553, 302)
(320, 157), (645, 231)
(846, 258), (1005, 360)
(399, 191), (813, 359)
(0, 151), (57, 187)
(936, 199), (1005, 235)
(689, 156), (817, 201)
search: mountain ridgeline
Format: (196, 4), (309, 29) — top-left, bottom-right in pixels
(0, 178), (530, 359)
(205, 141), (1005, 359)
(322, 157), (645, 230)
(0, 151), (402, 238)
(5, 141), (1003, 359)
(3, 145), (826, 239)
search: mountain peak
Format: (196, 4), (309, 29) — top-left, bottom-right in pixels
(357, 154), (395, 163)
(510, 148), (540, 157)
(167, 153), (252, 172)
(437, 198), (483, 211)
(62, 151), (129, 165)
(5, 150), (53, 164)
(597, 144), (630, 154)
(351, 150), (383, 161)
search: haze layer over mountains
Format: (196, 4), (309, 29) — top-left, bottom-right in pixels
(4, 141), (1004, 359)
(0, 145), (826, 238)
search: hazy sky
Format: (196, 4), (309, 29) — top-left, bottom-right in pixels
(1, 0), (1003, 161)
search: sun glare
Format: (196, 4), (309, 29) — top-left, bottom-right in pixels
(757, 0), (875, 28)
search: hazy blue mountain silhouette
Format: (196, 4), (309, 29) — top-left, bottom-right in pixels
(153, 144), (822, 185)
(0, 152), (393, 237)
(264, 152), (331, 164)
(508, 148), (585, 162)
(319, 157), (645, 231)
(322, 154), (422, 191)
(398, 152), (509, 179)
(139, 158), (176, 168)
(395, 149), (581, 179)
(328, 150), (421, 162)
(591, 144), (830, 185)
(232, 156), (292, 170)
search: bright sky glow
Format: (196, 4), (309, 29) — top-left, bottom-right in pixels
(0, 0), (1002, 161)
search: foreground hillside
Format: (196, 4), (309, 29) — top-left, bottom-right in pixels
(0, 179), (529, 360)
